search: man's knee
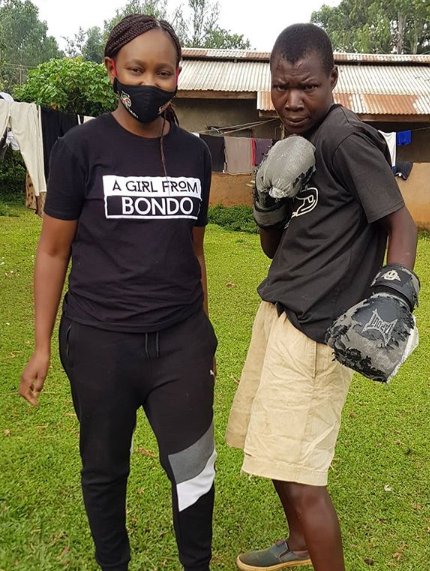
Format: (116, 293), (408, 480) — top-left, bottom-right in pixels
(283, 481), (328, 515)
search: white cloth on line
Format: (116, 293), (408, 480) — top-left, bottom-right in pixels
(0, 95), (20, 150)
(0, 99), (11, 138)
(8, 102), (46, 195)
(378, 131), (396, 167)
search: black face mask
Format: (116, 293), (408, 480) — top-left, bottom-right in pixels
(113, 77), (177, 124)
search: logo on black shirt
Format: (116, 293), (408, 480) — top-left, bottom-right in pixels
(291, 187), (319, 218)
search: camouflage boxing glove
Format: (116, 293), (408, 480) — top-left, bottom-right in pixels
(325, 264), (420, 383)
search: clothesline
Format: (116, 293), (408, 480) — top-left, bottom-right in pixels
(198, 118), (279, 136)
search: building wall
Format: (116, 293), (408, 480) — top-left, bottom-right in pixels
(210, 164), (430, 230)
(397, 163), (430, 230)
(174, 98), (280, 139)
(210, 173), (253, 207)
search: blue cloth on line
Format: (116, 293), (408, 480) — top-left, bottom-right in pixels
(396, 131), (411, 146)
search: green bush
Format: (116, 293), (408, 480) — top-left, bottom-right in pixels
(14, 57), (117, 116)
(208, 204), (257, 234)
(0, 146), (26, 203)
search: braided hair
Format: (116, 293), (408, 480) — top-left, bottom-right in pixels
(105, 14), (182, 175)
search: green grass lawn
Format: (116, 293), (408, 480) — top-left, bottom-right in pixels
(1, 204), (429, 571)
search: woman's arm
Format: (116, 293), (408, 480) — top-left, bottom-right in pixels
(193, 225), (217, 376)
(193, 226), (208, 315)
(20, 215), (77, 406)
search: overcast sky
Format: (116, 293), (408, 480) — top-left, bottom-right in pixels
(32, 0), (341, 52)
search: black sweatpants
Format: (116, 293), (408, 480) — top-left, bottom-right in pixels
(59, 309), (218, 571)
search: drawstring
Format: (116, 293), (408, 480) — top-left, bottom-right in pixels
(145, 333), (149, 359)
(144, 331), (160, 359)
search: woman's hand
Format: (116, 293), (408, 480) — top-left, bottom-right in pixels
(19, 349), (50, 406)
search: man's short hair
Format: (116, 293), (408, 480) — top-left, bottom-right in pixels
(270, 23), (334, 76)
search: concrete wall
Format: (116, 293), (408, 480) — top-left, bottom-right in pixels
(210, 173), (253, 207)
(210, 164), (430, 230)
(397, 162), (430, 230)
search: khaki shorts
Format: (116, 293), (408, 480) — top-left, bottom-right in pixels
(226, 301), (353, 486)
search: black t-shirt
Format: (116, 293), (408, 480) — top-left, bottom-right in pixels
(44, 113), (212, 332)
(258, 105), (405, 343)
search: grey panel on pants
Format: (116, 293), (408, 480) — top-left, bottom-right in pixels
(168, 422), (214, 484)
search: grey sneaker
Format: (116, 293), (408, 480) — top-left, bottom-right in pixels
(236, 539), (312, 570)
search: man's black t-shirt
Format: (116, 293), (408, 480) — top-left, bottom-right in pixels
(258, 105), (405, 343)
(44, 113), (212, 332)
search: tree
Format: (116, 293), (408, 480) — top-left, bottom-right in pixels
(200, 26), (251, 49)
(82, 27), (104, 64)
(63, 27), (87, 59)
(311, 0), (430, 54)
(186, 0), (219, 47)
(184, 0), (250, 49)
(64, 0), (184, 64)
(66, 0), (252, 63)
(104, 0), (169, 33)
(14, 58), (116, 116)
(0, 0), (63, 90)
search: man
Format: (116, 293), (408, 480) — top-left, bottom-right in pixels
(226, 23), (418, 571)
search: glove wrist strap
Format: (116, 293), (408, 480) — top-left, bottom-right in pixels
(371, 263), (420, 311)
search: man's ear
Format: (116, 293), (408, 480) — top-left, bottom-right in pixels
(330, 65), (339, 90)
(105, 57), (117, 84)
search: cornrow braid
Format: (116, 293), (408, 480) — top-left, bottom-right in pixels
(105, 14), (182, 64)
(105, 14), (182, 176)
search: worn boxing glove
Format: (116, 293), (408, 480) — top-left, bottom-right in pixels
(253, 135), (316, 228)
(325, 264), (420, 383)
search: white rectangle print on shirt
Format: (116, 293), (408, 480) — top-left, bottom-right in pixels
(103, 175), (202, 220)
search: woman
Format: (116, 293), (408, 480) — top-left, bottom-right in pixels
(20, 15), (217, 571)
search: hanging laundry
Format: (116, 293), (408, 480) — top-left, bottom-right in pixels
(394, 161), (413, 180)
(0, 101), (46, 196)
(396, 131), (412, 146)
(25, 172), (46, 217)
(378, 131), (396, 167)
(0, 92), (20, 152)
(41, 107), (78, 180)
(224, 136), (253, 174)
(254, 138), (273, 166)
(200, 134), (225, 172)
(0, 99), (11, 146)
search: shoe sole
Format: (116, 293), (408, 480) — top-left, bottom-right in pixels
(236, 554), (312, 571)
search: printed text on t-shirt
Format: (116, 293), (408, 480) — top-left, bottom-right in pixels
(103, 175), (202, 220)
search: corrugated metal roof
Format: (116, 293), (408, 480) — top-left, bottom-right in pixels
(182, 48), (270, 60)
(257, 91), (430, 115)
(179, 60), (270, 91)
(178, 58), (430, 116)
(182, 48), (430, 65)
(334, 52), (430, 64)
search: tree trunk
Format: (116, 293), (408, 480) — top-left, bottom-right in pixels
(397, 11), (406, 54)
